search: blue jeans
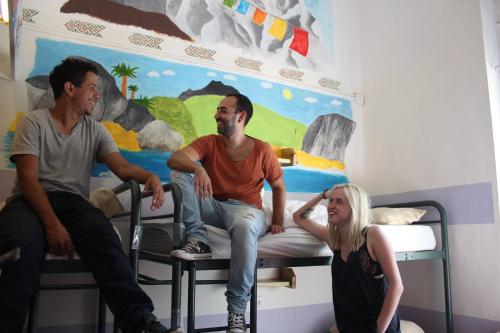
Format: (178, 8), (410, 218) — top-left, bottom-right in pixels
(171, 171), (267, 314)
(0, 192), (154, 333)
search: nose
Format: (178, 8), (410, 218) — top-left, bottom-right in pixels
(327, 200), (336, 209)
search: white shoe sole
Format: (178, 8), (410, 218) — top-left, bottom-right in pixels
(226, 329), (246, 333)
(170, 250), (212, 260)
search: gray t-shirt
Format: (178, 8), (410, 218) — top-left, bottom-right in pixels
(10, 109), (118, 199)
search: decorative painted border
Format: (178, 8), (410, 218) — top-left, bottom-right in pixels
(184, 45), (216, 61)
(128, 33), (164, 50)
(278, 68), (304, 81)
(319, 78), (341, 90)
(64, 20), (105, 38)
(22, 8), (39, 23)
(234, 57), (263, 72)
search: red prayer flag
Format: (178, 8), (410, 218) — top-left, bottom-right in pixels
(289, 27), (309, 57)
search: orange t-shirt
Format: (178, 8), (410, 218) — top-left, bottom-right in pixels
(190, 135), (282, 209)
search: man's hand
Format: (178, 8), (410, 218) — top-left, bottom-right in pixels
(194, 166), (213, 198)
(268, 224), (285, 234)
(45, 219), (74, 258)
(144, 173), (164, 210)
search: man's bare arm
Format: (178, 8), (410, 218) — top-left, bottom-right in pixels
(168, 147), (212, 197)
(13, 154), (74, 257)
(268, 177), (286, 234)
(103, 152), (164, 210)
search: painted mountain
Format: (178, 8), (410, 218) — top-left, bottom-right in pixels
(60, 0), (335, 72)
(61, 0), (192, 40)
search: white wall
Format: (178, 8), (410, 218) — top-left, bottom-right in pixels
(358, 0), (500, 323)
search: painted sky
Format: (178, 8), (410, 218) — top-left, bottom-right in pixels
(29, 39), (351, 125)
(304, 0), (335, 56)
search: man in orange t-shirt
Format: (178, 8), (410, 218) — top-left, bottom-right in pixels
(167, 93), (285, 333)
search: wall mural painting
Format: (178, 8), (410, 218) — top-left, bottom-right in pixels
(59, 0), (336, 72)
(2, 39), (355, 193)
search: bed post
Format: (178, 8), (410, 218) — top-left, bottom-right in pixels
(170, 260), (183, 332)
(250, 264), (257, 333)
(434, 201), (453, 333)
(188, 262), (197, 333)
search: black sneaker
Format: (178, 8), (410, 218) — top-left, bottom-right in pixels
(170, 240), (212, 260)
(227, 312), (246, 333)
(140, 314), (168, 333)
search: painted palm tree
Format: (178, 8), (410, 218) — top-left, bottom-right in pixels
(111, 63), (138, 97)
(128, 84), (138, 100)
(135, 95), (154, 109)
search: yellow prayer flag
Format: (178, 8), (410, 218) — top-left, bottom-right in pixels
(268, 17), (287, 40)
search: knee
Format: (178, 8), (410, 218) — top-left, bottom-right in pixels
(3, 229), (46, 255)
(231, 220), (259, 239)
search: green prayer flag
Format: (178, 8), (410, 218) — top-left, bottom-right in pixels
(224, 0), (235, 8)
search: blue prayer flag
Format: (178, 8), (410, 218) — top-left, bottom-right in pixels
(236, 0), (251, 14)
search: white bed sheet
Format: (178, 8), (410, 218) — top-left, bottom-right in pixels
(207, 224), (436, 259)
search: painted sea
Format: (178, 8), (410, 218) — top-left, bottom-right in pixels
(3, 133), (347, 193)
(93, 149), (348, 192)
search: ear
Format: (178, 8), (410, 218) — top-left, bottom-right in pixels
(63, 81), (75, 97)
(238, 111), (247, 124)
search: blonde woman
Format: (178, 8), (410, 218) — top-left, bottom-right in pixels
(293, 184), (403, 333)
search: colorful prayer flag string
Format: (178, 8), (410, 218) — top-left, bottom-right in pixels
(223, 0), (310, 57)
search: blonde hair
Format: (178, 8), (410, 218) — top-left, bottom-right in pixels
(327, 183), (372, 252)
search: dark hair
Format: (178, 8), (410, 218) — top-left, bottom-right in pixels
(226, 93), (253, 126)
(49, 58), (98, 100)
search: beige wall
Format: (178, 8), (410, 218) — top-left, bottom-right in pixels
(358, 0), (500, 322)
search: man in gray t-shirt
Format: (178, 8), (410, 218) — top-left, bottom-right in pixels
(0, 58), (168, 333)
(9, 107), (118, 199)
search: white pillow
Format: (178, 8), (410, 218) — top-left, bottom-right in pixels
(264, 200), (328, 228)
(371, 207), (426, 225)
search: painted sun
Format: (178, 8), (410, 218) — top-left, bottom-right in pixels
(282, 89), (293, 100)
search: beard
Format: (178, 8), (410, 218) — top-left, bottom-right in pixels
(216, 117), (237, 136)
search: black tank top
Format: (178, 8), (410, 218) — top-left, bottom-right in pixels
(331, 228), (400, 333)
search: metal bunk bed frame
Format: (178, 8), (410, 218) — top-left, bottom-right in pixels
(133, 185), (454, 333)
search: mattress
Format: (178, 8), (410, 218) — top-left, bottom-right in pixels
(44, 224), (437, 261)
(207, 224), (437, 259)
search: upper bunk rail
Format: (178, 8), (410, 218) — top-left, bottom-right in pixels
(411, 220), (440, 225)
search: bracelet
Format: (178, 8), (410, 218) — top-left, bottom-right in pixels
(322, 189), (329, 200)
